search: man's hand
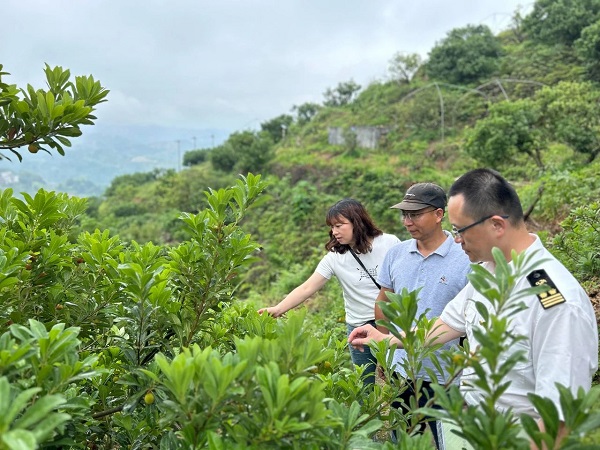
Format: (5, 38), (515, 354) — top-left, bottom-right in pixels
(348, 324), (390, 351)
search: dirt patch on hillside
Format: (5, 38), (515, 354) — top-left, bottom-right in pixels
(588, 284), (600, 325)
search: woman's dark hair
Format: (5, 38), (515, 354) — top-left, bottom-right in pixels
(324, 198), (383, 254)
(449, 168), (524, 226)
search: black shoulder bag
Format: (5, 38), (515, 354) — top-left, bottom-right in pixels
(348, 248), (381, 290)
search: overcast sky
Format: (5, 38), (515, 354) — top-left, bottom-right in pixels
(3, 1), (530, 141)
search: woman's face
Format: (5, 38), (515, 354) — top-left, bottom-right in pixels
(330, 215), (354, 245)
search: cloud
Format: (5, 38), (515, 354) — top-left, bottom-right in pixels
(3, 0), (529, 132)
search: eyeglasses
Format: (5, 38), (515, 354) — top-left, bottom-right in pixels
(401, 209), (437, 222)
(451, 215), (509, 238)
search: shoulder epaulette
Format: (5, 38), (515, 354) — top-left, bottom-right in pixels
(526, 269), (566, 309)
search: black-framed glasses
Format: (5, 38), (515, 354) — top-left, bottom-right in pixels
(401, 209), (437, 222)
(451, 215), (509, 238)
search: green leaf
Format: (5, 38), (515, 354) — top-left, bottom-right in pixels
(2, 429), (37, 450)
(13, 394), (67, 429)
(55, 126), (82, 137)
(5, 385), (43, 426)
(30, 412), (71, 441)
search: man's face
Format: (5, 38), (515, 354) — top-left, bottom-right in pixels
(447, 194), (494, 263)
(400, 206), (441, 241)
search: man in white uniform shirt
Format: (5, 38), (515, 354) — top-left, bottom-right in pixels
(349, 169), (598, 448)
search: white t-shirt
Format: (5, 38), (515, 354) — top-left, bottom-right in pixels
(440, 235), (598, 419)
(315, 233), (400, 326)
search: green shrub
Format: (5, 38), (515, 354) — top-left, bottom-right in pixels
(550, 202), (600, 282)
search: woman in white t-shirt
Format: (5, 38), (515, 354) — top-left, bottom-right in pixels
(259, 198), (400, 384)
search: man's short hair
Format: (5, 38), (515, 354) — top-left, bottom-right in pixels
(449, 169), (524, 225)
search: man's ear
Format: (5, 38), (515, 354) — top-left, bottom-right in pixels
(491, 215), (508, 234)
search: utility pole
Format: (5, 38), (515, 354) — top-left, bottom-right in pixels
(192, 136), (197, 149)
(211, 134), (215, 147)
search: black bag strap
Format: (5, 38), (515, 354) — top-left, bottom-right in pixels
(348, 247), (381, 290)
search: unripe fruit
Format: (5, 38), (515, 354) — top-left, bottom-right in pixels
(55, 304), (64, 310)
(144, 392), (155, 405)
(28, 143), (39, 153)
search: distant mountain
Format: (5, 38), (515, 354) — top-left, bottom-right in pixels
(0, 123), (231, 197)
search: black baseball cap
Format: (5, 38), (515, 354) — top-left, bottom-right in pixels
(390, 183), (447, 211)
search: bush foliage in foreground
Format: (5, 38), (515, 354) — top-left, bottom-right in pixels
(0, 175), (598, 449)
